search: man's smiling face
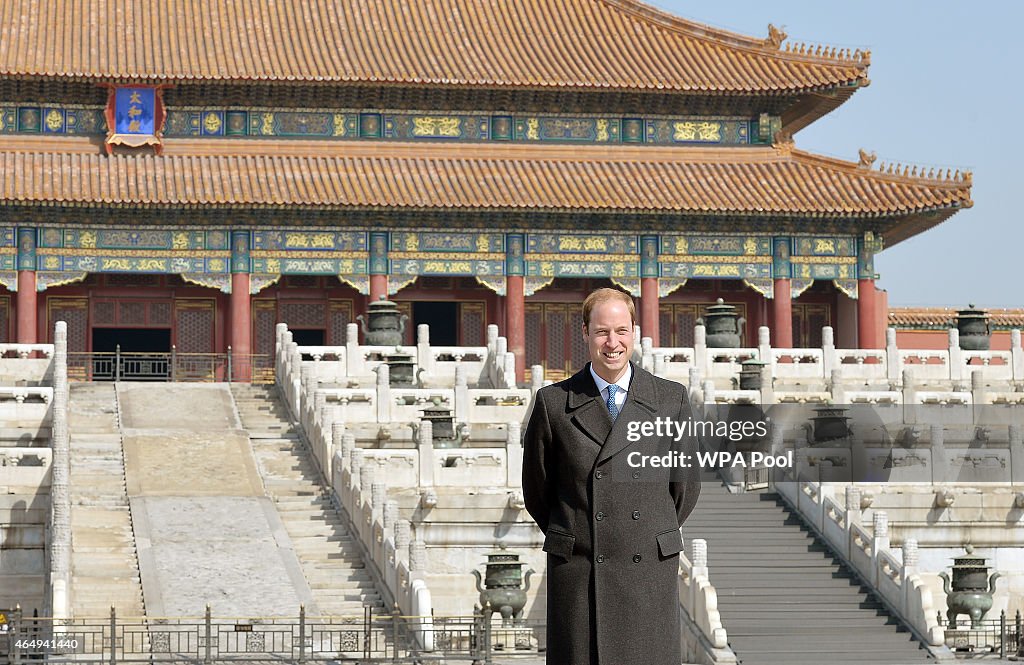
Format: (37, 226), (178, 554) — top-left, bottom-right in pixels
(583, 298), (634, 384)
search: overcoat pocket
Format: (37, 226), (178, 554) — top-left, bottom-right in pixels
(656, 528), (684, 558)
(542, 529), (576, 561)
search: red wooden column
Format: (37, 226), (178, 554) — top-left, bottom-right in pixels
(230, 231), (252, 380)
(857, 233), (881, 349)
(505, 233), (526, 383)
(640, 277), (659, 347)
(369, 275), (389, 302)
(15, 228), (37, 344)
(16, 271), (37, 344)
(858, 279), (878, 349)
(506, 275), (526, 382)
(772, 278), (793, 348)
(369, 231), (390, 305)
(639, 235), (660, 346)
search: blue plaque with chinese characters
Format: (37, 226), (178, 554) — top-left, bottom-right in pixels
(115, 88), (155, 135)
(104, 85), (166, 153)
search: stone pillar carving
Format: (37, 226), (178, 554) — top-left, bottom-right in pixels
(50, 321), (70, 619)
(417, 420), (434, 487)
(409, 539), (428, 571)
(395, 520), (412, 558)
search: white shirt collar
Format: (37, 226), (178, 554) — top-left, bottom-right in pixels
(589, 362), (632, 397)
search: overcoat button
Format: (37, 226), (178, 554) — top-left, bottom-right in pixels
(595, 470), (604, 479)
(633, 554), (642, 563)
(596, 511), (606, 521)
(632, 511), (641, 520)
(632, 470), (640, 479)
(597, 555), (606, 564)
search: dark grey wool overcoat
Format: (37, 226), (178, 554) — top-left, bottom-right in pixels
(523, 362), (701, 665)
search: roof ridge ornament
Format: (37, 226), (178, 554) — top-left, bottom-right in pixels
(782, 41), (871, 65)
(877, 159), (973, 185)
(763, 24), (788, 50)
(772, 129), (795, 152)
(857, 149), (877, 169)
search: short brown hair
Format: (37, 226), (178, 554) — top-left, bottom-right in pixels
(582, 288), (635, 329)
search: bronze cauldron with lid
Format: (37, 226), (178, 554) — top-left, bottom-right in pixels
(699, 298), (746, 348)
(357, 296), (408, 347)
(955, 304), (991, 351)
(938, 544), (1001, 629)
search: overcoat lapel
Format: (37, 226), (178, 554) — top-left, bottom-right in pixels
(597, 365), (658, 464)
(566, 366), (612, 448)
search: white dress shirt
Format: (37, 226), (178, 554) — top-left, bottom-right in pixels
(589, 363), (632, 412)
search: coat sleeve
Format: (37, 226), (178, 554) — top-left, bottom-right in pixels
(671, 387), (701, 526)
(522, 388), (555, 534)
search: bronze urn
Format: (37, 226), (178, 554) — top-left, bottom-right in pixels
(738, 359), (768, 391)
(384, 349), (416, 387)
(472, 551), (534, 627)
(810, 406), (852, 443)
(357, 296), (408, 347)
(700, 299), (746, 348)
(939, 545), (1001, 629)
(421, 398), (465, 448)
(955, 304), (991, 351)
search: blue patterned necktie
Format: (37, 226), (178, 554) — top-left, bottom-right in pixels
(606, 385), (620, 420)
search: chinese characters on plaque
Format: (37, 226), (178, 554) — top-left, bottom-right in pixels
(103, 85), (166, 153)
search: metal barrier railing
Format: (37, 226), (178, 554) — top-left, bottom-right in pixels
(742, 465), (771, 491)
(1, 606), (543, 664)
(942, 610), (1021, 657)
(66, 348), (274, 384)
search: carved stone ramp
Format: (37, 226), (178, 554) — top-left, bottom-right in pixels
(681, 469), (932, 664)
(67, 383), (146, 619)
(230, 384), (385, 617)
(117, 383), (314, 618)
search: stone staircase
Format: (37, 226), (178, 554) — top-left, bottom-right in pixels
(682, 469), (932, 665)
(67, 383), (146, 619)
(230, 384), (385, 617)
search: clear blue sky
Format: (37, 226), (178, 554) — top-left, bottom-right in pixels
(650, 0), (1020, 308)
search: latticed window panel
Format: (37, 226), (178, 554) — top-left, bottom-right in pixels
(150, 302), (171, 326)
(118, 301), (147, 326)
(329, 300), (353, 346)
(47, 298), (88, 352)
(459, 302), (485, 346)
(0, 296), (8, 343)
(569, 310), (587, 372)
(659, 304), (696, 348)
(105, 274), (161, 287)
(544, 308), (568, 378)
(280, 302), (326, 329)
(658, 310), (672, 346)
(174, 300), (215, 353)
(253, 300), (277, 357)
(93, 301), (116, 325)
(284, 275), (319, 289)
(420, 277), (452, 289)
(524, 305), (543, 369)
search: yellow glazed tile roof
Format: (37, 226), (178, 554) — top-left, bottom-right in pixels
(0, 0), (868, 92)
(0, 139), (970, 229)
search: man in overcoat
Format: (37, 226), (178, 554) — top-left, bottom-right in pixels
(523, 288), (701, 665)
